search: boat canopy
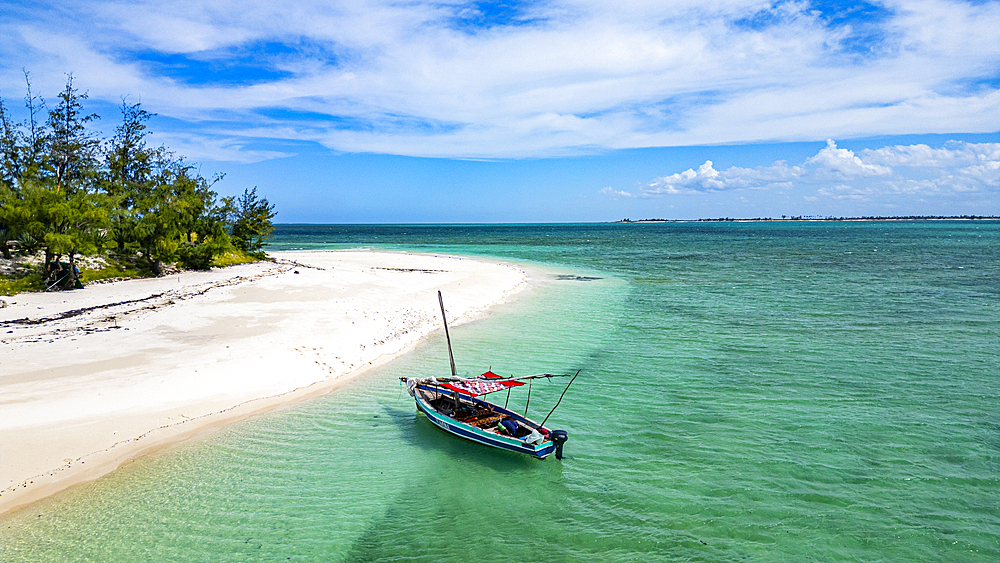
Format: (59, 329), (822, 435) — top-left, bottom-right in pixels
(440, 371), (524, 397)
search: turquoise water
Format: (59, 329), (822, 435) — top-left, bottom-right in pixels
(3, 221), (998, 561)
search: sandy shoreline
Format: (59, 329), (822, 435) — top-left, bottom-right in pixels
(0, 250), (528, 516)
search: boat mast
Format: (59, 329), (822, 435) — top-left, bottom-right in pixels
(438, 291), (457, 378)
(523, 379), (532, 417)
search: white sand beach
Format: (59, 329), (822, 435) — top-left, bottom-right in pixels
(0, 250), (527, 515)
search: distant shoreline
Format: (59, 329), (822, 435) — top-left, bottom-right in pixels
(617, 216), (1000, 223)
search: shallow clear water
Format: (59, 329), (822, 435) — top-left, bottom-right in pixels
(3, 221), (998, 561)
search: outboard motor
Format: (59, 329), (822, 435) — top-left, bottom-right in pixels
(552, 430), (569, 460)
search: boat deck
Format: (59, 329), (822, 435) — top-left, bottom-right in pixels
(423, 390), (537, 438)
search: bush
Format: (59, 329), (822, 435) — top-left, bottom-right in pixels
(0, 272), (44, 296)
(78, 257), (142, 284)
(176, 243), (216, 270)
(210, 250), (265, 268)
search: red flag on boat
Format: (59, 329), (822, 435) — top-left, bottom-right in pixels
(441, 371), (524, 397)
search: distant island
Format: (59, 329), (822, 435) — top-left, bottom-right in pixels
(618, 215), (999, 223)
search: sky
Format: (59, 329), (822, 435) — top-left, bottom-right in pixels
(1, 0), (999, 222)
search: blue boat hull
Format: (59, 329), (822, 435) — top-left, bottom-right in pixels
(413, 385), (556, 459)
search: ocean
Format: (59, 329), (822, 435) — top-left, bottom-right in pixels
(2, 221), (998, 561)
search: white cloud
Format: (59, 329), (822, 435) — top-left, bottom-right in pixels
(646, 160), (731, 194)
(1, 1), (999, 160)
(633, 140), (1000, 201)
(155, 132), (295, 164)
(805, 140), (891, 178)
(863, 141), (1000, 169)
(600, 186), (634, 198)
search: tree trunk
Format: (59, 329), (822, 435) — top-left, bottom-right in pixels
(66, 250), (79, 289)
(142, 247), (161, 276)
(43, 248), (56, 285)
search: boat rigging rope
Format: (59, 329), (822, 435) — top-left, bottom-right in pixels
(539, 370), (581, 428)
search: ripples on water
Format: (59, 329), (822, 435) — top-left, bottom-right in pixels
(2, 221), (998, 561)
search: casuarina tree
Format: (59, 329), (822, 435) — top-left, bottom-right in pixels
(225, 187), (276, 255)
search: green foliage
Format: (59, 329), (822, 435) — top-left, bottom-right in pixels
(176, 243), (216, 270)
(0, 271), (43, 296)
(0, 74), (278, 294)
(210, 249), (263, 268)
(77, 257), (142, 283)
(225, 187), (276, 253)
(48, 75), (101, 195)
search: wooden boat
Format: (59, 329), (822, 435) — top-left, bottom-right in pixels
(400, 292), (576, 459)
(402, 371), (572, 459)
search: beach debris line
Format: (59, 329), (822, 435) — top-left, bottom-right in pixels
(0, 264), (290, 344)
(375, 267), (446, 273)
(275, 258), (325, 271)
(399, 291), (577, 459)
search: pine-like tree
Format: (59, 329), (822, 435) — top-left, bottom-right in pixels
(225, 187), (277, 255)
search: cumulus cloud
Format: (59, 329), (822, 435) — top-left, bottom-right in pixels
(646, 161), (730, 194)
(1, 1), (999, 160)
(806, 140), (891, 178)
(636, 140), (1000, 200)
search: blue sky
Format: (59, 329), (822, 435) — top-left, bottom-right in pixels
(2, 0), (998, 221)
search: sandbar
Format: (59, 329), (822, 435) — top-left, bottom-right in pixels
(0, 250), (528, 515)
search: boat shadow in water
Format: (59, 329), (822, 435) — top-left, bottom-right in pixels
(341, 468), (558, 563)
(342, 407), (570, 562)
(380, 403), (545, 470)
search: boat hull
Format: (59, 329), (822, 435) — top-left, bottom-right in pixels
(413, 385), (556, 459)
